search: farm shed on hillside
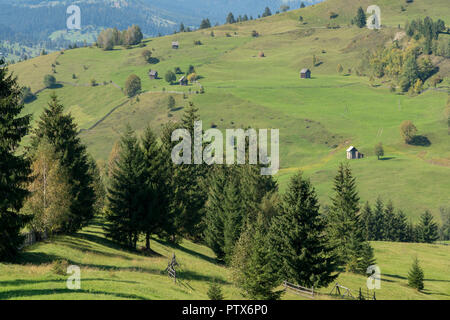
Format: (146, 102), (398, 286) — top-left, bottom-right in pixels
(172, 41), (179, 49)
(346, 146), (364, 159)
(300, 68), (311, 79)
(149, 70), (158, 79)
(179, 76), (188, 86)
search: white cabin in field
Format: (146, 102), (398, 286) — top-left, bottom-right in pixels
(346, 146), (364, 159)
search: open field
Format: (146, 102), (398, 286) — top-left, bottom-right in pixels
(8, 0), (450, 221)
(0, 217), (448, 300)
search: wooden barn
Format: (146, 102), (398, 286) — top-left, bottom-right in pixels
(148, 70), (158, 80)
(346, 146), (364, 159)
(179, 76), (188, 86)
(300, 68), (311, 79)
(172, 41), (179, 49)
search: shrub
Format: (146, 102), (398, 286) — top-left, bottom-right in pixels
(43, 74), (56, 88)
(124, 74), (141, 97)
(52, 259), (69, 276)
(141, 50), (152, 63)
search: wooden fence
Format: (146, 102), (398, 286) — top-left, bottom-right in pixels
(283, 281), (314, 298)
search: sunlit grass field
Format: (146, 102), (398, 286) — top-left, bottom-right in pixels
(8, 0), (450, 220)
(0, 217), (448, 300)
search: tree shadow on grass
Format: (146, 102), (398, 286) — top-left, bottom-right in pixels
(178, 270), (229, 285)
(409, 135), (431, 147)
(0, 288), (147, 300)
(152, 238), (221, 266)
(0, 278), (138, 287)
(13, 252), (60, 265)
(379, 157), (395, 161)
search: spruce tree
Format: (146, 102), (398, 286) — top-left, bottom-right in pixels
(170, 103), (208, 241)
(240, 213), (282, 300)
(207, 282), (224, 300)
(360, 201), (374, 240)
(355, 7), (367, 28)
(0, 59), (32, 260)
(417, 210), (439, 243)
(383, 200), (396, 241)
(372, 197), (385, 240)
(32, 94), (95, 232)
(268, 171), (339, 288)
(327, 163), (374, 274)
(394, 210), (409, 242)
(105, 125), (144, 249)
(140, 126), (170, 251)
(223, 175), (245, 264)
(408, 256), (424, 290)
(204, 165), (229, 261)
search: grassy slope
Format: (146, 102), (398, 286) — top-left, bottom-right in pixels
(0, 218), (448, 300)
(9, 0), (450, 221)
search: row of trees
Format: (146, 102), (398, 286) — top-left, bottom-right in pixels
(105, 103), (208, 250)
(360, 199), (444, 243)
(0, 60), (101, 260)
(97, 25), (143, 51)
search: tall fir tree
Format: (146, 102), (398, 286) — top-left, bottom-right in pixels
(204, 165), (229, 261)
(360, 201), (374, 240)
(232, 212), (282, 300)
(31, 94), (95, 232)
(140, 126), (171, 250)
(393, 210), (409, 242)
(417, 210), (439, 243)
(223, 174), (245, 264)
(170, 102), (209, 241)
(372, 197), (385, 241)
(268, 171), (339, 288)
(0, 59), (32, 260)
(327, 163), (375, 274)
(383, 200), (396, 241)
(105, 125), (144, 249)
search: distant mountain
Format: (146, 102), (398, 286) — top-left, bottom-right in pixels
(0, 0), (323, 45)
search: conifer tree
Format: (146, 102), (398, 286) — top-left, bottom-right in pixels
(223, 175), (245, 264)
(372, 197), (385, 240)
(268, 171), (339, 287)
(207, 282), (224, 300)
(383, 200), (396, 241)
(393, 210), (409, 242)
(31, 94), (95, 232)
(0, 60), (32, 260)
(239, 213), (282, 300)
(140, 126), (170, 250)
(360, 201), (374, 240)
(327, 163), (374, 274)
(417, 210), (439, 243)
(168, 103), (208, 241)
(204, 165), (229, 261)
(408, 256), (424, 290)
(105, 125), (144, 249)
(355, 7), (367, 28)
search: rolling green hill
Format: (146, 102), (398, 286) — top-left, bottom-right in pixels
(0, 217), (448, 300)
(9, 0), (450, 221)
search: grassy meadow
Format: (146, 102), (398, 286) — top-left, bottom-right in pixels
(0, 217), (448, 300)
(2, 0), (449, 300)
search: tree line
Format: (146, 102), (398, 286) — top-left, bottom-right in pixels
(97, 25), (144, 51)
(0, 60), (102, 260)
(360, 198), (447, 243)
